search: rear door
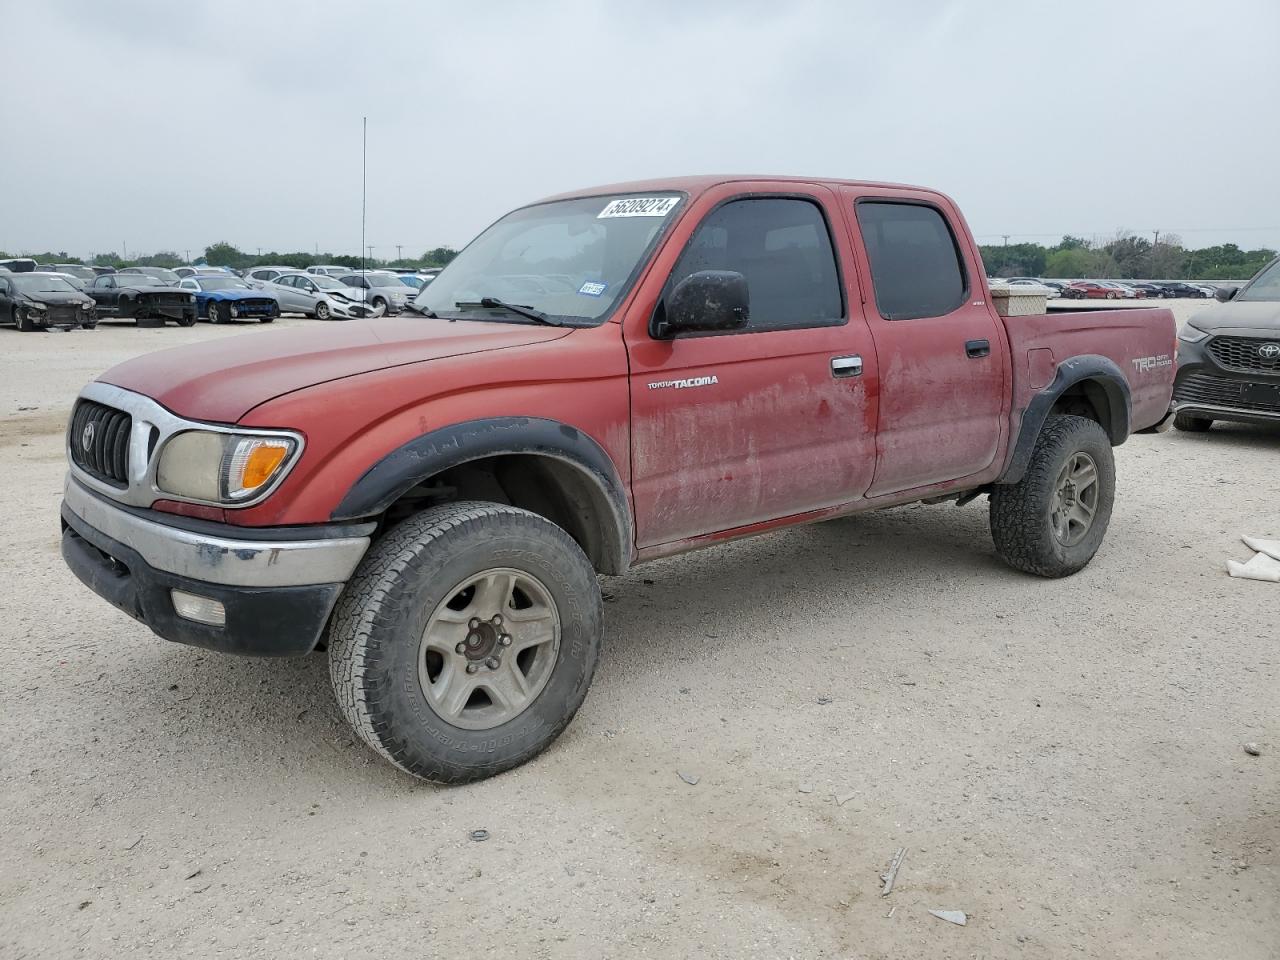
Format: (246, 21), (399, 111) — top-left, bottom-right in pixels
(837, 189), (1009, 496)
(624, 184), (879, 547)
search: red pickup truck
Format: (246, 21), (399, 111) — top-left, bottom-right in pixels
(61, 176), (1176, 782)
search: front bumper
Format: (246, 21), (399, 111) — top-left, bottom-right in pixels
(1172, 333), (1280, 425)
(61, 478), (372, 656)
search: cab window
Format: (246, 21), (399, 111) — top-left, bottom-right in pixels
(665, 197), (843, 334)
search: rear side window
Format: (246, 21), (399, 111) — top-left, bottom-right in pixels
(856, 201), (967, 320)
(667, 197), (843, 333)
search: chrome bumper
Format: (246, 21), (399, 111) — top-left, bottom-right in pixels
(63, 476), (370, 588)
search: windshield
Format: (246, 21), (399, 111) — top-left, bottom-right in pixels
(1239, 258), (1280, 301)
(198, 277), (250, 291)
(362, 272), (406, 288)
(411, 193), (684, 323)
(310, 275), (346, 289)
(14, 275), (77, 294)
(399, 275), (425, 289)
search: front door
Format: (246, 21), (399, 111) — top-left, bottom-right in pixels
(838, 190), (1008, 496)
(624, 185), (879, 548)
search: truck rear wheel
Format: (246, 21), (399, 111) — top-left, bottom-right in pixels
(989, 415), (1115, 578)
(327, 501), (603, 783)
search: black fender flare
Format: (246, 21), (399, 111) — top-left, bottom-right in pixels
(998, 355), (1131, 485)
(331, 417), (633, 574)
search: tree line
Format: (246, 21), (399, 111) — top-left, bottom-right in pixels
(1, 243), (459, 272)
(8, 235), (1275, 282)
(978, 233), (1276, 281)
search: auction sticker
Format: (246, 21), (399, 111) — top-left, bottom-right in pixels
(578, 281), (608, 297)
(598, 196), (680, 219)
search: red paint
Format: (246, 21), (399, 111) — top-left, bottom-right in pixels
(93, 175), (1177, 561)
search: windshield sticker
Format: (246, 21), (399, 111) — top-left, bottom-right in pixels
(578, 281), (608, 297)
(597, 196), (681, 219)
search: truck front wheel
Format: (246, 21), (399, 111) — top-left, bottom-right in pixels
(327, 501), (603, 783)
(989, 415), (1115, 578)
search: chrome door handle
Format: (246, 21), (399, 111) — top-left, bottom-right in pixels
(831, 355), (863, 378)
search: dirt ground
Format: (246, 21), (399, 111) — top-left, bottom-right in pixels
(1, 308), (1276, 960)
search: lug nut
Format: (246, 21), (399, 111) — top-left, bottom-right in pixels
(455, 642), (467, 654)
(469, 618), (481, 629)
(466, 662), (480, 674)
(492, 614), (504, 626)
(485, 656), (501, 670)
(499, 634), (512, 647)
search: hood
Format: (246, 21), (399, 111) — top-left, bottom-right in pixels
(23, 291), (94, 307)
(1185, 299), (1280, 334)
(97, 316), (572, 422)
(207, 288), (273, 301)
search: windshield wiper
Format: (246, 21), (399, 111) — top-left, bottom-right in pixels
(455, 297), (562, 326)
(403, 300), (438, 317)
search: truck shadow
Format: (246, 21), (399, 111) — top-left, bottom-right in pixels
(95, 501), (1006, 788)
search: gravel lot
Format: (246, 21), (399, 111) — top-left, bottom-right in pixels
(1, 308), (1276, 959)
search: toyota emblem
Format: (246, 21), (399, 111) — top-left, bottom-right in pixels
(81, 421), (95, 451)
(1258, 343), (1280, 361)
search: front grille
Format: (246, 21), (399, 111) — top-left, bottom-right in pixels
(69, 400), (132, 487)
(1206, 336), (1280, 374)
(1174, 372), (1280, 414)
(242, 299), (275, 313)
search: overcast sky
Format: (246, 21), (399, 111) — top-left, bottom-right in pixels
(4, 0), (1277, 259)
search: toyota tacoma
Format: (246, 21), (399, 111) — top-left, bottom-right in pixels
(60, 176), (1177, 782)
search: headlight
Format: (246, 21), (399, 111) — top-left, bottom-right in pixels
(156, 430), (300, 504)
(27, 302), (47, 312)
(188, 294), (197, 302)
(1178, 324), (1208, 344)
(229, 303), (239, 317)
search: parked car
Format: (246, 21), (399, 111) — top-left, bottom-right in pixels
(1041, 280), (1069, 294)
(1006, 278), (1060, 299)
(44, 263), (98, 283)
(1106, 282), (1144, 299)
(1128, 282), (1169, 299)
(336, 270), (410, 314)
(1191, 284), (1217, 298)
(90, 266), (117, 276)
(1157, 281), (1209, 299)
(0, 272), (97, 330)
(0, 258), (38, 273)
(176, 276), (280, 323)
(1170, 256), (1280, 432)
(244, 266), (300, 286)
(264, 272), (376, 319)
(87, 273), (197, 325)
(117, 266), (182, 285)
(1063, 281), (1120, 299)
(397, 274), (427, 292)
(60, 174), (1177, 783)
(174, 266), (235, 279)
(305, 265), (356, 277)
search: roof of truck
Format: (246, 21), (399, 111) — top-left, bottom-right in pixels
(539, 174), (938, 204)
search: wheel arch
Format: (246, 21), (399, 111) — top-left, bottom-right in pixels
(998, 355), (1131, 485)
(331, 417), (633, 575)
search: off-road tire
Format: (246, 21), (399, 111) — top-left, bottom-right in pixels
(328, 501), (603, 783)
(1173, 412), (1213, 432)
(990, 415), (1115, 578)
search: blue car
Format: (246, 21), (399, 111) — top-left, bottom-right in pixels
(177, 276), (280, 323)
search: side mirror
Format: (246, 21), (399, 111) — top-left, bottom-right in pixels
(654, 270), (749, 339)
(1214, 285), (1238, 302)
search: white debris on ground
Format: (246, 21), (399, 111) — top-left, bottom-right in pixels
(1227, 536), (1280, 583)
